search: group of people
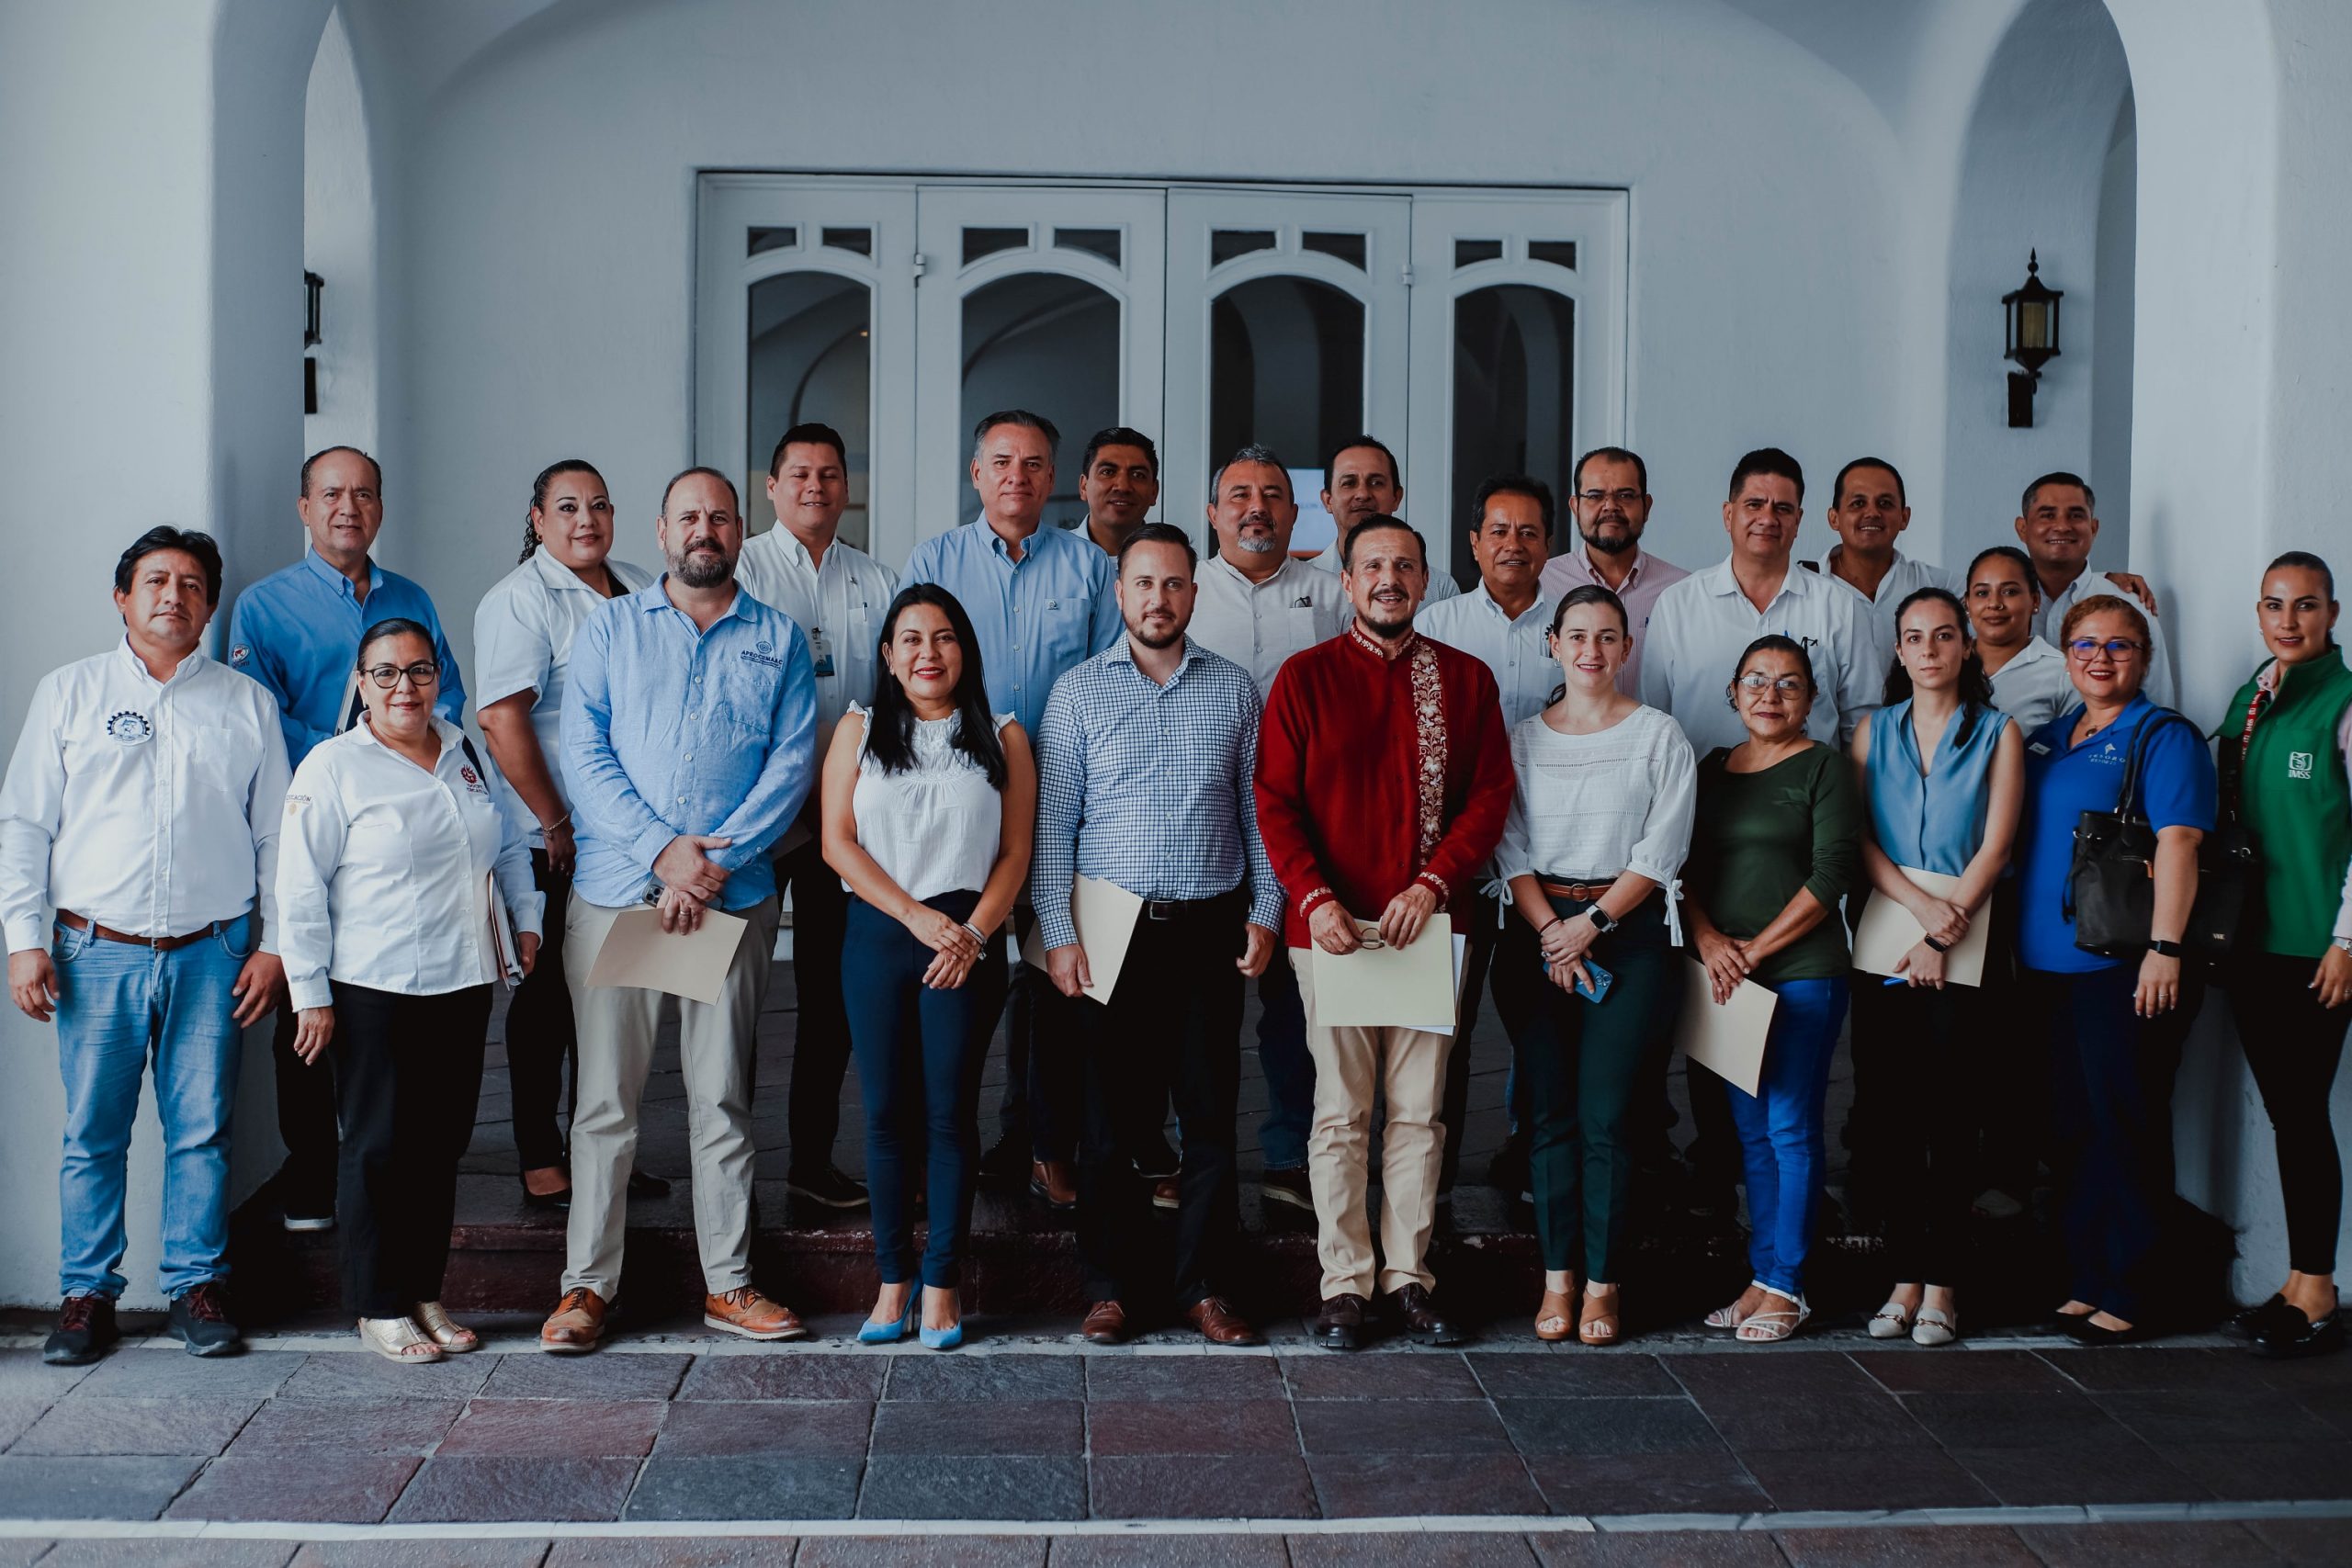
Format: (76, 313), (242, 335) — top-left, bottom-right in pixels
(3, 411), (2344, 1369)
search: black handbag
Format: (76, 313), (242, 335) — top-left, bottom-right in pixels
(2066, 710), (2245, 958)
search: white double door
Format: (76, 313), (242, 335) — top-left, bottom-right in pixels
(697, 176), (1625, 576)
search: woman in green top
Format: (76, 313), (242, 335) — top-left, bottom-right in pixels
(1685, 636), (1863, 1342)
(2221, 551), (2352, 1359)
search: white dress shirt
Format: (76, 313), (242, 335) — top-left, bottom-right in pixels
(1496, 705), (1698, 940)
(0, 642), (290, 954)
(277, 716), (543, 1012)
(471, 548), (655, 843)
(1640, 555), (1877, 756)
(734, 527), (900, 743)
(2030, 569), (2176, 708)
(1984, 637), (2075, 734)
(1188, 554), (1352, 700)
(1417, 585), (1558, 730)
(1309, 543), (1463, 601)
(1803, 548), (1961, 703)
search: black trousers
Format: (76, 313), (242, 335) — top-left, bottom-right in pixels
(996, 908), (1080, 1163)
(1073, 894), (1247, 1312)
(1440, 890), (1542, 1190)
(1848, 967), (1981, 1284)
(2228, 951), (2351, 1274)
(272, 1004), (340, 1211)
(328, 982), (492, 1317)
(779, 829), (853, 1173)
(505, 851), (576, 1172)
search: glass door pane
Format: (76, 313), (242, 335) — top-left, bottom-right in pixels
(1450, 283), (1576, 566)
(747, 270), (872, 547)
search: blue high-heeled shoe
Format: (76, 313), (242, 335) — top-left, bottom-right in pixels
(920, 1316), (964, 1351)
(857, 1297), (917, 1345)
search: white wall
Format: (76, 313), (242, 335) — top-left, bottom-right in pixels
(303, 8), (380, 457)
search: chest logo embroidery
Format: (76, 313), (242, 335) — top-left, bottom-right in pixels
(229, 645), (251, 667)
(2289, 750), (2315, 781)
(106, 710), (153, 746)
(458, 765), (490, 795)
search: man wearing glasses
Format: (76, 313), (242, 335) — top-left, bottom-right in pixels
(1538, 446), (1690, 697)
(224, 446), (467, 1234)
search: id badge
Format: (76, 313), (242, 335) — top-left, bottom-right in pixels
(809, 626), (837, 679)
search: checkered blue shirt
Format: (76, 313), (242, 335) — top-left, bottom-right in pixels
(1031, 637), (1284, 950)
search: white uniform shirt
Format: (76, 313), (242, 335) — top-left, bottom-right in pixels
(0, 642), (290, 954)
(1310, 543), (1462, 601)
(1640, 556), (1877, 757)
(2030, 569), (2177, 708)
(1417, 585), (1558, 730)
(277, 716), (543, 1012)
(1984, 637), (2074, 734)
(471, 548), (654, 843)
(1803, 548), (1961, 705)
(1188, 554), (1352, 701)
(733, 528), (899, 743)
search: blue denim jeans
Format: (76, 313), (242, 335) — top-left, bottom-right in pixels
(52, 912), (253, 1299)
(1255, 953), (1314, 1171)
(1725, 975), (1849, 1298)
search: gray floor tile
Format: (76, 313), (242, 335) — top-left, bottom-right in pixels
(1286, 1529), (1541, 1564)
(1689, 1390), (1935, 1453)
(626, 1455), (862, 1520)
(1085, 1397), (1300, 1455)
(1052, 1532), (1289, 1566)
(71, 1348), (303, 1402)
(1294, 1394), (1514, 1453)
(2013, 1520), (2288, 1566)
(1739, 1446), (1996, 1512)
(1082, 1355), (1285, 1401)
(1282, 1350), (1483, 1399)
(1941, 1438), (2208, 1506)
(1089, 1452), (1318, 1519)
(867, 1398), (1082, 1455)
(389, 1454), (642, 1522)
(479, 1350), (691, 1400)
(856, 1455), (1086, 1519)
(654, 1397), (871, 1457)
(10, 1394), (260, 1455)
(225, 1396), (464, 1456)
(797, 1539), (1042, 1568)
(1529, 1450), (1772, 1517)
(1497, 1395), (1727, 1456)
(1770, 1525), (2039, 1567)
(1849, 1349), (2075, 1395)
(272, 1350), (497, 1403)
(0, 1453), (204, 1519)
(1306, 1451), (1546, 1517)
(1896, 1389), (2132, 1448)
(436, 1394), (666, 1456)
(542, 1541), (797, 1568)
(882, 1354), (1080, 1403)
(677, 1356), (886, 1402)
(165, 1455), (421, 1522)
(1470, 1352), (1683, 1399)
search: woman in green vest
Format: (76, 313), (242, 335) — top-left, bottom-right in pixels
(2222, 550), (2352, 1360)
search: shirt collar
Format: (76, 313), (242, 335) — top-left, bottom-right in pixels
(353, 712), (463, 754)
(1573, 544), (1651, 588)
(979, 519), (1051, 564)
(1347, 620), (1419, 662)
(1703, 554), (1806, 604)
(1468, 583), (1552, 626)
(1105, 636), (1205, 677)
(529, 547), (614, 596)
(638, 575), (752, 626)
(1207, 552), (1298, 592)
(114, 638), (206, 686)
(301, 546), (370, 602)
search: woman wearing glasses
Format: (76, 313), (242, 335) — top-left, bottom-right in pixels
(2014, 595), (2213, 1343)
(1683, 636), (1862, 1342)
(277, 619), (543, 1363)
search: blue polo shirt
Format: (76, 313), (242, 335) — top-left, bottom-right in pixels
(2015, 695), (2216, 973)
(225, 549), (467, 764)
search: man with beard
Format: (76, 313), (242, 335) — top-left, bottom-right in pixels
(1257, 516), (1514, 1349)
(1804, 457), (1957, 687)
(1074, 427), (1162, 557)
(1309, 435), (1461, 601)
(1538, 446), (1689, 698)
(2014, 471), (2173, 706)
(539, 468), (819, 1352)
(1033, 523), (1281, 1346)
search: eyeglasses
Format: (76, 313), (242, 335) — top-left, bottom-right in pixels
(363, 662), (441, 690)
(2064, 638), (2142, 662)
(1577, 489), (1644, 508)
(1736, 673), (1810, 695)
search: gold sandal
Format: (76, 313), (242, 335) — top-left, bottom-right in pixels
(414, 1301), (480, 1353)
(1534, 1288), (1577, 1342)
(1579, 1285), (1622, 1346)
(357, 1315), (444, 1363)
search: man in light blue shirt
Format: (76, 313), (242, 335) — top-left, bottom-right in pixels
(221, 446), (466, 1230)
(902, 410), (1120, 1204)
(541, 468), (818, 1353)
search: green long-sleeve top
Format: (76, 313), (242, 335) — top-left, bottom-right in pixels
(1686, 741), (1863, 982)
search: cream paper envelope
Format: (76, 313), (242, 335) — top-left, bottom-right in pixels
(1020, 874), (1146, 1006)
(1675, 958), (1778, 1097)
(584, 906), (749, 1005)
(1850, 867), (1990, 986)
(1306, 913), (1457, 1031)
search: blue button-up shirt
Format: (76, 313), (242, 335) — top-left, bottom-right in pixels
(561, 578), (819, 911)
(225, 550), (467, 764)
(900, 521), (1121, 739)
(1031, 637), (1283, 950)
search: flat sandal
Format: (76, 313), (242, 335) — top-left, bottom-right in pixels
(414, 1301), (480, 1353)
(1736, 1290), (1810, 1343)
(1534, 1288), (1576, 1342)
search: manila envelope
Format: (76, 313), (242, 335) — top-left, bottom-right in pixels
(1850, 867), (1990, 987)
(584, 906), (749, 1005)
(1306, 913), (1457, 1031)
(1675, 958), (1778, 1098)
(1020, 874), (1145, 1006)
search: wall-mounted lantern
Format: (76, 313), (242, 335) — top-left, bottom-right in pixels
(303, 270), (324, 415)
(2002, 249), (2062, 429)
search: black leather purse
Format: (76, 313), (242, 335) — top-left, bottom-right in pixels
(2067, 710), (2245, 958)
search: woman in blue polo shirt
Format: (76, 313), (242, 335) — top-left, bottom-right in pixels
(2014, 594), (2214, 1344)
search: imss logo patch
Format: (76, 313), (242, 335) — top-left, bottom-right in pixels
(105, 710), (153, 745)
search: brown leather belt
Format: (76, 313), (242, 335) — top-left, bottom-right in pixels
(1539, 877), (1620, 904)
(57, 910), (225, 952)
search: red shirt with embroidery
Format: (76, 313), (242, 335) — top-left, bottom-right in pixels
(1254, 623), (1516, 949)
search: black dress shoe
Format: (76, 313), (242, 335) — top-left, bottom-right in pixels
(2224, 1293), (2297, 1341)
(628, 1168), (671, 1199)
(43, 1295), (117, 1366)
(1385, 1282), (1466, 1346)
(1314, 1292), (1366, 1350)
(2255, 1310), (2345, 1360)
(978, 1132), (1029, 1182)
(519, 1179), (571, 1212)
(786, 1164), (870, 1210)
(167, 1280), (242, 1358)
(2064, 1314), (2155, 1346)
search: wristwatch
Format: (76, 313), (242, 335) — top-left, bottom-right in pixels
(2333, 936), (2352, 957)
(2146, 938), (2184, 957)
(1586, 906), (1620, 935)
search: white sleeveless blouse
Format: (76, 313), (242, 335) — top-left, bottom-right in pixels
(843, 702), (1013, 901)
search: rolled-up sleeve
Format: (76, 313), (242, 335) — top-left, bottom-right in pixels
(276, 752), (350, 1012)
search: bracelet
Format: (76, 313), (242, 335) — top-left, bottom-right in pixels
(1922, 935), (1950, 953)
(2147, 938), (2184, 957)
(960, 920), (988, 947)
(542, 812), (571, 833)
(1536, 916), (1565, 936)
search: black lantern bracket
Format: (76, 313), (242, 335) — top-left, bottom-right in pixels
(2002, 249), (2063, 428)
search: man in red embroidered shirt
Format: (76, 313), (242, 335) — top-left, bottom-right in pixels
(1254, 515), (1514, 1349)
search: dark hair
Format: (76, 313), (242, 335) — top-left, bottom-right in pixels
(1340, 513), (1426, 570)
(1543, 584), (1630, 707)
(2058, 592), (2149, 650)
(1571, 446), (1648, 497)
(1727, 447), (1804, 504)
(1210, 443), (1289, 499)
(1833, 457), (1905, 510)
(114, 526), (223, 607)
(1081, 425), (1159, 479)
(1966, 544), (2039, 602)
(866, 585), (1007, 789)
(356, 616), (434, 669)
(1115, 521), (1197, 574)
(300, 445), (381, 498)
(2021, 470), (2094, 516)
(972, 409), (1059, 463)
(1322, 434), (1400, 496)
(2265, 549), (2336, 601)
(1471, 472), (1555, 536)
(769, 422), (848, 476)
(1727, 634), (1818, 706)
(523, 458), (603, 562)
(661, 466), (740, 515)
(1881, 587), (1994, 744)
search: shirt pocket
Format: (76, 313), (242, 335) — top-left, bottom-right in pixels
(1280, 605), (1323, 662)
(184, 725), (251, 802)
(1041, 593), (1095, 668)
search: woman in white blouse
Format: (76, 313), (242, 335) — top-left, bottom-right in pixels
(278, 620), (544, 1364)
(472, 460), (652, 1211)
(821, 584), (1035, 1350)
(1497, 584), (1697, 1345)
(1965, 546), (2072, 734)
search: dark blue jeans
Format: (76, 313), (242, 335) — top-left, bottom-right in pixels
(843, 891), (1006, 1289)
(1725, 976), (1849, 1298)
(1255, 955), (1314, 1171)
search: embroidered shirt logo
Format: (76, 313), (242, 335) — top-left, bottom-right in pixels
(2290, 750), (2316, 781)
(105, 710), (153, 746)
(458, 765), (488, 793)
(229, 645), (251, 667)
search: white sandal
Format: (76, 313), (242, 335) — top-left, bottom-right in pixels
(414, 1301), (480, 1353)
(1736, 1289), (1810, 1343)
(1911, 1305), (1959, 1348)
(1868, 1298), (1916, 1339)
(1705, 1280), (1766, 1330)
(357, 1315), (444, 1363)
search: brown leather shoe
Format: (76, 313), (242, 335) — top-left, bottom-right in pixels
(1081, 1300), (1129, 1345)
(539, 1286), (606, 1354)
(1385, 1281), (1466, 1346)
(1314, 1292), (1366, 1350)
(1186, 1296), (1262, 1346)
(1030, 1159), (1078, 1210)
(704, 1286), (808, 1341)
(1151, 1176), (1181, 1211)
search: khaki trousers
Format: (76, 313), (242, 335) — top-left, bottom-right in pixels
(561, 895), (779, 1301)
(1295, 951), (1454, 1300)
